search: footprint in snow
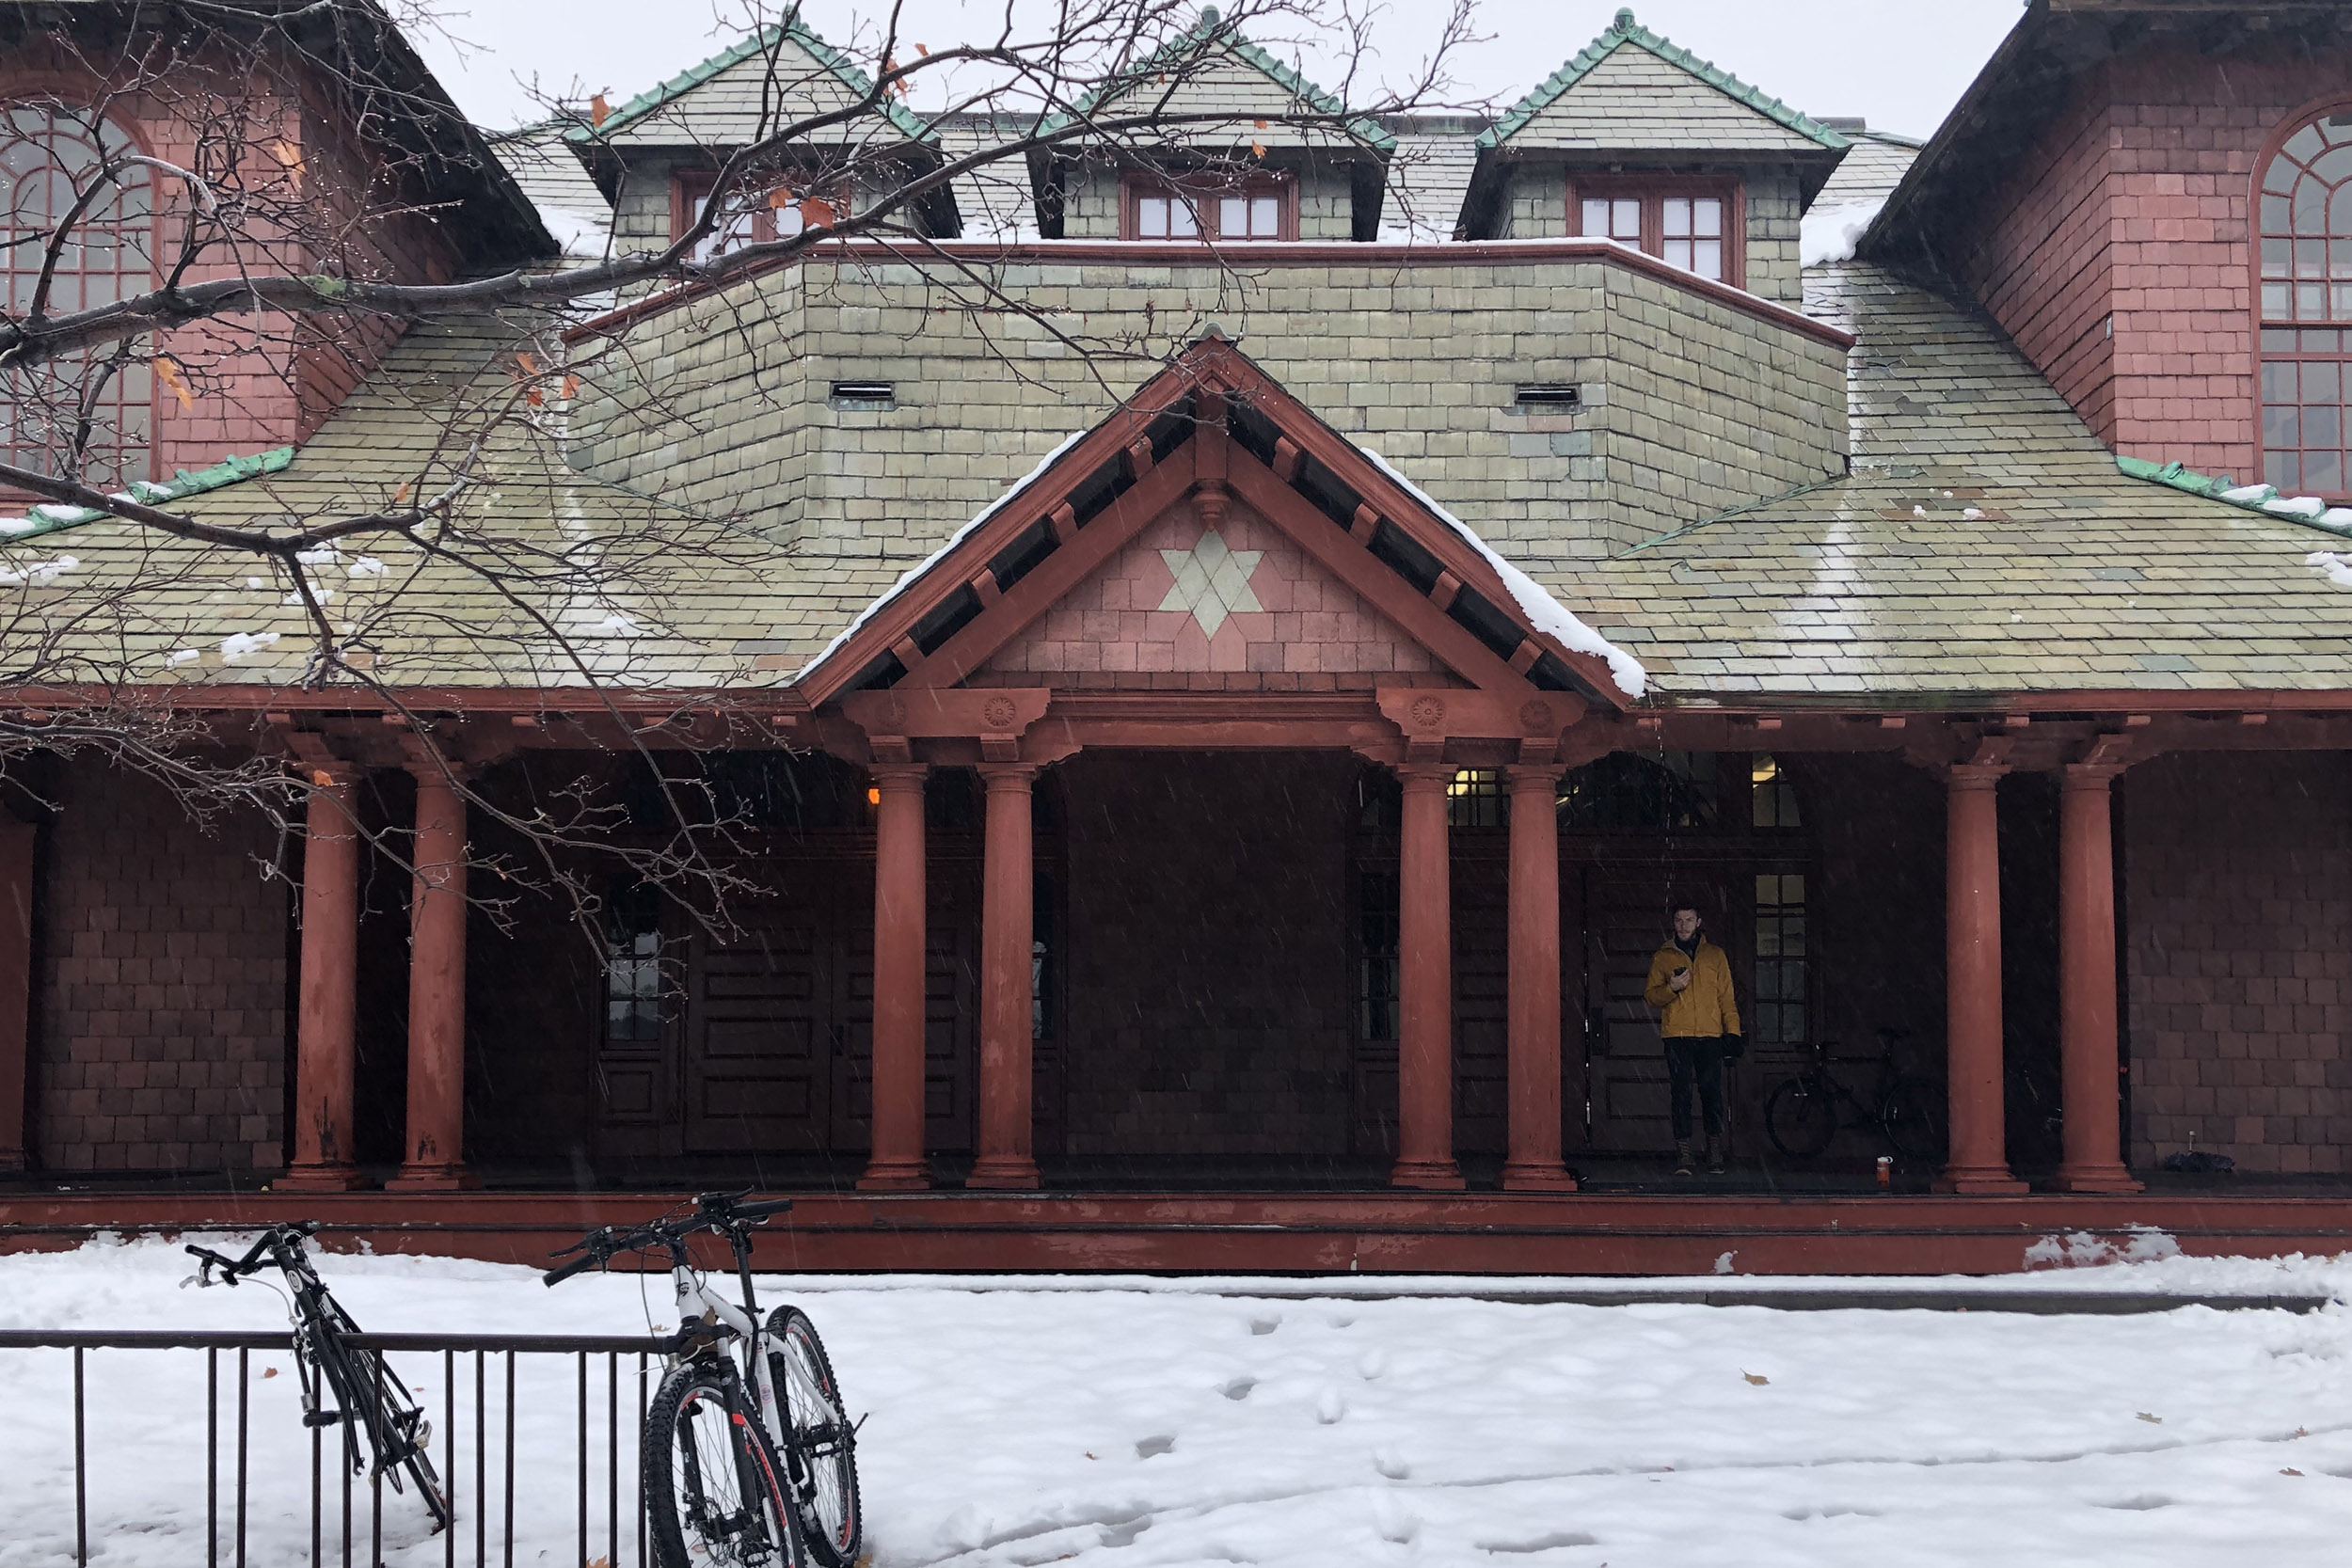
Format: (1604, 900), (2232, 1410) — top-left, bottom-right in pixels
(1315, 1388), (1346, 1425)
(1220, 1376), (1257, 1402)
(1358, 1348), (1389, 1381)
(1374, 1448), (1411, 1481)
(1136, 1434), (1176, 1459)
(1478, 1531), (1599, 1554)
(1373, 1495), (1419, 1544)
(1250, 1316), (1280, 1337)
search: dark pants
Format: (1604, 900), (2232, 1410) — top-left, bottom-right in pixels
(1664, 1037), (1725, 1143)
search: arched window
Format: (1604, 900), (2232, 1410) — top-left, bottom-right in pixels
(1, 103), (154, 488)
(2256, 111), (2352, 496)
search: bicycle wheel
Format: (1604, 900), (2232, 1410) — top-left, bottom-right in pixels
(645, 1365), (791, 1568)
(1880, 1075), (1950, 1163)
(766, 1305), (862, 1568)
(321, 1329), (452, 1532)
(1765, 1076), (1839, 1158)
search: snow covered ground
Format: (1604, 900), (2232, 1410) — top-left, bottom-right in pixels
(3, 1237), (2351, 1566)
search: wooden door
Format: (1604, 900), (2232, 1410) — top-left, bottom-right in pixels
(1576, 866), (1731, 1153)
(684, 908), (834, 1152)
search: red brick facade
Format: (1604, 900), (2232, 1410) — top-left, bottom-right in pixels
(32, 761), (288, 1172)
(0, 37), (459, 490)
(2124, 752), (2352, 1175)
(1950, 46), (2352, 480)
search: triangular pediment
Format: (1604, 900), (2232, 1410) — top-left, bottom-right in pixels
(794, 334), (1643, 712)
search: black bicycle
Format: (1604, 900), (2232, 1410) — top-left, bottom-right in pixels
(1764, 1026), (1948, 1161)
(545, 1192), (861, 1568)
(183, 1221), (451, 1531)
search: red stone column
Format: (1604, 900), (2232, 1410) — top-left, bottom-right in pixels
(1391, 765), (1463, 1190)
(279, 773), (366, 1192)
(388, 768), (475, 1192)
(1940, 764), (2026, 1194)
(0, 819), (33, 1174)
(969, 764), (1041, 1190)
(1502, 764), (1576, 1193)
(860, 763), (931, 1192)
(2055, 764), (2141, 1193)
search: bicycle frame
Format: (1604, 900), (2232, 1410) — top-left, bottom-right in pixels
(653, 1236), (803, 1567)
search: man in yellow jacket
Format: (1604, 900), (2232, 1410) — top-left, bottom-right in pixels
(1644, 901), (1742, 1177)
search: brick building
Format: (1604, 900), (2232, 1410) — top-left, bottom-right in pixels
(3, 2), (2351, 1273)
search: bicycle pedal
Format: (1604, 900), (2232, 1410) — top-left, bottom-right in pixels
(303, 1408), (343, 1429)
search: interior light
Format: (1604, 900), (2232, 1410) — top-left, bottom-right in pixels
(866, 785), (882, 806)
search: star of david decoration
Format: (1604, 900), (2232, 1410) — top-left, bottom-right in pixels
(1158, 527), (1263, 636)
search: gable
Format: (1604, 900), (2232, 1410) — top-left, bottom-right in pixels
(792, 334), (1645, 713)
(1045, 16), (1392, 153)
(581, 24), (931, 150)
(1511, 45), (1824, 153)
(980, 498), (1448, 689)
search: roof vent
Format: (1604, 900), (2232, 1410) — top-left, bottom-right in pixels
(829, 380), (896, 409)
(1513, 385), (1581, 410)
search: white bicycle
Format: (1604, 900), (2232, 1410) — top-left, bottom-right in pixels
(545, 1193), (862, 1568)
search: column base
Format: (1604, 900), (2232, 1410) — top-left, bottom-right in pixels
(1390, 1159), (1468, 1192)
(2052, 1164), (2143, 1194)
(1500, 1162), (1579, 1194)
(275, 1163), (368, 1194)
(856, 1158), (932, 1193)
(1933, 1165), (2029, 1195)
(385, 1163), (479, 1193)
(965, 1157), (1041, 1191)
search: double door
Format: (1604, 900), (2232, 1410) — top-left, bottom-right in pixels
(679, 868), (977, 1158)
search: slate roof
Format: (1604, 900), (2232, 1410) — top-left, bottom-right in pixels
(564, 13), (934, 148)
(1478, 8), (1850, 154)
(1572, 263), (2352, 700)
(1811, 129), (1920, 212)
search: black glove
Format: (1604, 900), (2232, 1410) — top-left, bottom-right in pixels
(1719, 1032), (1745, 1061)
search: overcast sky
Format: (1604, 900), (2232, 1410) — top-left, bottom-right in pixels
(410, 0), (2026, 143)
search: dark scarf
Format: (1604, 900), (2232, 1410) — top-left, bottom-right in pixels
(1674, 932), (1701, 959)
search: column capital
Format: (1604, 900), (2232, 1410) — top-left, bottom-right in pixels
(2059, 760), (2128, 790)
(976, 761), (1040, 787)
(1394, 761), (1454, 793)
(405, 758), (472, 786)
(1944, 760), (2009, 790)
(1505, 761), (1565, 793)
(867, 760), (930, 791)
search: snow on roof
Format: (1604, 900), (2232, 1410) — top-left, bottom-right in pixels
(2120, 456), (2352, 539)
(1356, 445), (1647, 698)
(794, 431), (1089, 683)
(1801, 197), (1886, 267)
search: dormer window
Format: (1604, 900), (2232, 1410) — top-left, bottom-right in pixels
(1570, 178), (1740, 287)
(2257, 112), (2352, 497)
(1121, 173), (1295, 242)
(673, 168), (842, 261)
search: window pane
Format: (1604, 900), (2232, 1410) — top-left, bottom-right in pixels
(1692, 240), (1723, 280)
(1662, 197), (1692, 238)
(1251, 195), (1279, 234)
(2265, 403), (2301, 449)
(2307, 449), (2344, 492)
(1692, 198), (1724, 237)
(1662, 238), (1692, 271)
(2306, 360), (2342, 403)
(2266, 449), (2301, 490)
(2309, 404), (2344, 451)
(2264, 194), (2294, 234)
(1138, 196), (1168, 238)
(1612, 198), (1641, 239)
(2265, 280), (2293, 319)
(1581, 198), (1611, 236)
(1168, 198), (1198, 237)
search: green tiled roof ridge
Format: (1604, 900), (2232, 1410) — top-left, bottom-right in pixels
(1039, 6), (1396, 152)
(1476, 7), (1850, 153)
(565, 12), (934, 147)
(3, 447), (295, 543)
(2117, 453), (2352, 537)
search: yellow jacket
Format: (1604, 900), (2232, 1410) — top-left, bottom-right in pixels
(1644, 938), (1741, 1039)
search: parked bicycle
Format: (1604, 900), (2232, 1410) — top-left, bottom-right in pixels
(183, 1220), (451, 1531)
(545, 1191), (861, 1568)
(1764, 1026), (1948, 1162)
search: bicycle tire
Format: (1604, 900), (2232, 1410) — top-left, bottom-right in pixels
(1765, 1075), (1839, 1158)
(1880, 1075), (1950, 1163)
(645, 1363), (792, 1568)
(766, 1305), (863, 1568)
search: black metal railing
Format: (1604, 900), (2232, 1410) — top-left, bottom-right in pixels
(0, 1330), (672, 1568)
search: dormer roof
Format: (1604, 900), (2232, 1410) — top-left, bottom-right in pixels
(564, 13), (935, 150)
(1039, 5), (1395, 154)
(1478, 8), (1850, 158)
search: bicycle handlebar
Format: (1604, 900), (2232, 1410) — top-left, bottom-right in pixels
(541, 1195), (793, 1289)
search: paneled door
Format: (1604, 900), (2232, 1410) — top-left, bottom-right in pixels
(683, 904), (836, 1152)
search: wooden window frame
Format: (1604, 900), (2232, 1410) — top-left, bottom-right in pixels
(1566, 173), (1744, 291)
(2251, 96), (2352, 503)
(1118, 170), (1298, 242)
(670, 166), (843, 255)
